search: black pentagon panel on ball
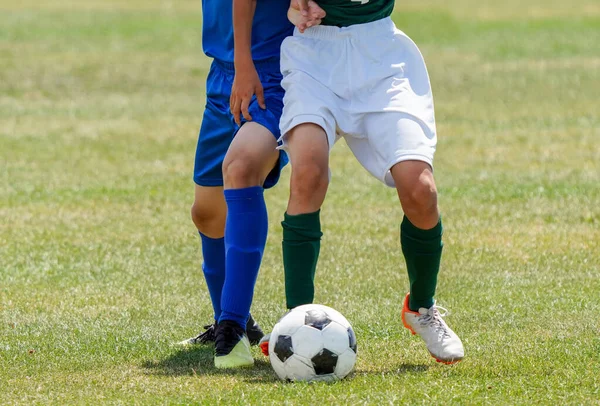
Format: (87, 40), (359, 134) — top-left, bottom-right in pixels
(311, 348), (338, 375)
(304, 309), (331, 330)
(348, 327), (357, 353)
(274, 335), (294, 363)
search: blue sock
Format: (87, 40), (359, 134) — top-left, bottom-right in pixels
(219, 186), (268, 329)
(199, 233), (226, 322)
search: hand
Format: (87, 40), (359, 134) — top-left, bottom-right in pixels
(288, 0), (326, 33)
(230, 62), (265, 126)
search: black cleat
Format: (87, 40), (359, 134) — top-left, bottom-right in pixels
(246, 314), (264, 346)
(177, 323), (216, 346)
(214, 320), (253, 368)
(177, 314), (264, 346)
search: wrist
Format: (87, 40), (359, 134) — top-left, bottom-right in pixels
(234, 52), (254, 70)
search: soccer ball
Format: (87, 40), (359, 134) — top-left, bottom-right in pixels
(268, 304), (357, 382)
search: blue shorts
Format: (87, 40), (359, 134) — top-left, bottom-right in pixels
(193, 58), (288, 189)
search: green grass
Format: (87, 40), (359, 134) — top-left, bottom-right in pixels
(1, 0), (599, 404)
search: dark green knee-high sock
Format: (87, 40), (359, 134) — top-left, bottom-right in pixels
(401, 215), (443, 311)
(282, 210), (322, 309)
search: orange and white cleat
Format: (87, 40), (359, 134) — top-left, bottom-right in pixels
(401, 293), (464, 364)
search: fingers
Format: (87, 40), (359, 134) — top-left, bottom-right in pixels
(288, 4), (306, 31)
(230, 75), (263, 124)
(256, 86), (266, 110)
(297, 0), (309, 15)
(306, 18), (321, 28)
(289, 0), (324, 32)
(307, 1), (325, 18)
(304, 16), (322, 29)
(231, 95), (242, 126)
(240, 97), (252, 123)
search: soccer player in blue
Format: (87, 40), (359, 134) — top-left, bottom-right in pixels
(179, 0), (324, 368)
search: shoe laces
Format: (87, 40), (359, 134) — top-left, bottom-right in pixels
(215, 321), (245, 354)
(215, 323), (244, 341)
(194, 324), (215, 343)
(418, 304), (451, 338)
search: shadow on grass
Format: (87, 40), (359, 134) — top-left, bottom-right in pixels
(142, 348), (431, 383)
(141, 347), (280, 383)
(392, 363), (431, 374)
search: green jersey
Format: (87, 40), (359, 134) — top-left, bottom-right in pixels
(318, 0), (394, 27)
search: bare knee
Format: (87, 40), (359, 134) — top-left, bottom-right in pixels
(402, 175), (437, 213)
(285, 123), (330, 214)
(392, 163), (439, 228)
(191, 195), (226, 238)
(222, 122), (279, 189)
(222, 156), (263, 189)
(288, 161), (329, 214)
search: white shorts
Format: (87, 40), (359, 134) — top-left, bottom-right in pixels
(279, 17), (437, 187)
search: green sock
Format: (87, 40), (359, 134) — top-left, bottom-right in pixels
(282, 210), (322, 309)
(401, 215), (443, 311)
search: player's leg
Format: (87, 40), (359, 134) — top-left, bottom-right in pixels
(349, 20), (463, 363)
(178, 119), (229, 346)
(277, 40), (340, 311)
(213, 60), (290, 367)
(354, 111), (463, 363)
(186, 185), (227, 345)
(391, 161), (463, 364)
(179, 60), (263, 347)
(282, 123), (330, 309)
(176, 91), (232, 346)
(390, 159), (442, 312)
(392, 160), (441, 311)
(349, 114), (447, 313)
(256, 123), (329, 356)
(348, 134), (441, 313)
(222, 122), (279, 188)
(213, 122), (278, 368)
(191, 186), (227, 238)
(258, 121), (333, 358)
(255, 30), (341, 356)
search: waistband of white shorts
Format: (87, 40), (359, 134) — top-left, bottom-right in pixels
(295, 17), (396, 40)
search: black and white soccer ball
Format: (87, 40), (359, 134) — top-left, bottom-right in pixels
(268, 304), (357, 382)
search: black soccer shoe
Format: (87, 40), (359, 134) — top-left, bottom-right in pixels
(246, 314), (265, 346)
(177, 323), (216, 346)
(214, 320), (254, 368)
(177, 314), (264, 346)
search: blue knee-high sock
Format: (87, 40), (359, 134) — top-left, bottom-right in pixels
(199, 233), (226, 322)
(219, 186), (268, 328)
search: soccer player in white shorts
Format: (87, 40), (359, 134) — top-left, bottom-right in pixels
(274, 0), (465, 364)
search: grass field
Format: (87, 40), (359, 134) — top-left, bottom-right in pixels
(1, 0), (599, 404)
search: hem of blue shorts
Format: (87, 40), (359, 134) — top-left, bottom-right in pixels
(193, 177), (283, 189)
(193, 178), (224, 187)
(193, 171), (284, 189)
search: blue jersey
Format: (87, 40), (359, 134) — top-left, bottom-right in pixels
(202, 0), (293, 63)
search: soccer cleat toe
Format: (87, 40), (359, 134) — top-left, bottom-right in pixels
(176, 323), (216, 346)
(401, 293), (464, 364)
(258, 333), (270, 356)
